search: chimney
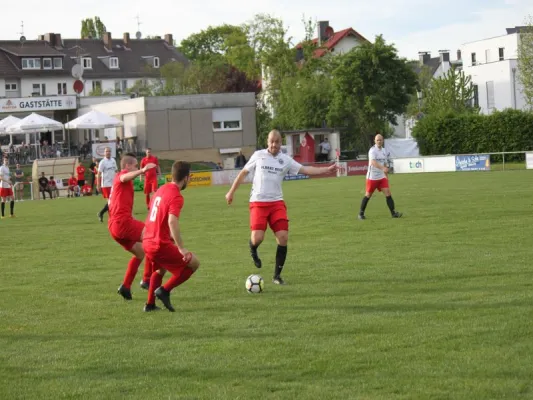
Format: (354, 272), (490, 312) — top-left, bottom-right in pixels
(457, 49), (462, 61)
(123, 32), (130, 47)
(54, 33), (63, 48)
(103, 32), (112, 51)
(317, 21), (329, 46)
(44, 33), (56, 45)
(164, 34), (173, 46)
(418, 51), (431, 66)
(439, 49), (450, 63)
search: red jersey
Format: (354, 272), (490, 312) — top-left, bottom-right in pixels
(143, 183), (184, 246)
(68, 177), (77, 187)
(140, 156), (159, 181)
(82, 184), (92, 194)
(108, 169), (134, 221)
(49, 179), (56, 187)
(76, 165), (86, 180)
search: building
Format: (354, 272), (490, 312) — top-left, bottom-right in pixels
(76, 93), (257, 165)
(461, 27), (529, 114)
(0, 31), (187, 100)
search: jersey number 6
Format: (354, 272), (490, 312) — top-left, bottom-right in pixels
(149, 196), (161, 222)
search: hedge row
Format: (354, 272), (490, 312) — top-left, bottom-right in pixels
(411, 109), (533, 159)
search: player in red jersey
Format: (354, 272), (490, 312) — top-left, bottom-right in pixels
(142, 161), (199, 312)
(140, 148), (161, 210)
(108, 152), (157, 301)
(76, 162), (86, 188)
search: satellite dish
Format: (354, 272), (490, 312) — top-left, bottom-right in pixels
(135, 31), (142, 39)
(71, 64), (83, 79)
(20, 36), (26, 43)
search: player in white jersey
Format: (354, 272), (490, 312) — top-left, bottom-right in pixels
(358, 134), (402, 220)
(0, 158), (15, 219)
(97, 147), (118, 222)
(226, 130), (337, 285)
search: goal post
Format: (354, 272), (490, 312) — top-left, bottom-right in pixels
(32, 157), (79, 199)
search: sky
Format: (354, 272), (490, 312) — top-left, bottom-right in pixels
(0, 0), (532, 60)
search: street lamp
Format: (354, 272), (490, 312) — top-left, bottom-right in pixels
(416, 90), (423, 112)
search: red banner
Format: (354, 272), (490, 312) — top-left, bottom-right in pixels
(346, 161), (368, 176)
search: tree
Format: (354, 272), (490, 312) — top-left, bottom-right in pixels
(422, 66), (476, 115)
(81, 17), (106, 39)
(517, 16), (533, 107)
(327, 35), (418, 149)
(405, 63), (434, 117)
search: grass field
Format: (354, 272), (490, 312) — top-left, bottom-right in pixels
(1, 171), (533, 399)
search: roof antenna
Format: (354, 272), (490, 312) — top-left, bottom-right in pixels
(18, 21), (26, 46)
(135, 15), (142, 39)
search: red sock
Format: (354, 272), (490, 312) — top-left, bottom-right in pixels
(142, 258), (154, 283)
(146, 194), (151, 208)
(162, 267), (194, 292)
(147, 271), (163, 305)
(123, 256), (142, 289)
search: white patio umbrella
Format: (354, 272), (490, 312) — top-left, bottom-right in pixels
(64, 110), (123, 129)
(6, 113), (64, 158)
(0, 115), (21, 134)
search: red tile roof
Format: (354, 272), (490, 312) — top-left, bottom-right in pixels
(296, 27), (370, 58)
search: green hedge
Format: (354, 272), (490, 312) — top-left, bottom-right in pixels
(412, 109), (533, 160)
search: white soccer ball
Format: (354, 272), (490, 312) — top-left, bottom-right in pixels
(245, 274), (264, 294)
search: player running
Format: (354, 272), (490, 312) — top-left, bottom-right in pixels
(225, 130), (337, 285)
(0, 158), (15, 219)
(97, 147), (118, 223)
(140, 148), (161, 210)
(108, 153), (157, 301)
(358, 134), (402, 220)
(142, 161), (199, 312)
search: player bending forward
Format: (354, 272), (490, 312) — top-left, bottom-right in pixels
(226, 130), (337, 285)
(358, 134), (402, 220)
(108, 153), (160, 302)
(142, 161), (199, 312)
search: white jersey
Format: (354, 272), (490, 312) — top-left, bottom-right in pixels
(0, 165), (11, 188)
(243, 149), (302, 202)
(98, 157), (118, 188)
(366, 145), (390, 180)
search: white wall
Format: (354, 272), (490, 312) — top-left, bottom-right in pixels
(82, 78), (144, 96)
(333, 36), (362, 54)
(20, 77), (74, 97)
(78, 97), (145, 116)
(462, 33), (518, 67)
(0, 79), (5, 97)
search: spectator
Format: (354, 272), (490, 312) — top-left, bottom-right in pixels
(67, 173), (80, 198)
(89, 157), (99, 195)
(14, 163), (24, 202)
(235, 151), (247, 169)
(319, 138), (331, 162)
(38, 172), (52, 200)
(49, 176), (59, 199)
(76, 160), (86, 189)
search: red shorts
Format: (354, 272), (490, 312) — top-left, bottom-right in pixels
(143, 242), (189, 274)
(109, 218), (144, 251)
(366, 178), (389, 194)
(0, 188), (13, 198)
(101, 187), (111, 199)
(249, 200), (289, 232)
(143, 179), (158, 194)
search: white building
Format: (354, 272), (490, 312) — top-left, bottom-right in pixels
(461, 27), (529, 114)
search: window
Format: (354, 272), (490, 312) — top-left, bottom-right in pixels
(43, 58), (52, 69)
(486, 81), (495, 109)
(57, 82), (67, 95)
(22, 58), (41, 69)
(292, 135), (301, 155)
(212, 108), (242, 132)
(5, 83), (17, 91)
(153, 57), (160, 68)
(485, 49), (491, 63)
(472, 85), (479, 108)
(471, 52), (476, 66)
(499, 47), (504, 61)
(92, 81), (102, 91)
(53, 58), (63, 69)
(109, 57), (119, 69)
(121, 80), (127, 92)
(32, 83), (46, 96)
(114, 80), (121, 92)
(82, 57), (92, 69)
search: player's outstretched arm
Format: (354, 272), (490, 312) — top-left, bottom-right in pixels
(120, 163), (157, 183)
(225, 169), (249, 205)
(299, 163), (338, 176)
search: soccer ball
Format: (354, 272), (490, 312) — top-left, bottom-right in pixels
(245, 274), (264, 294)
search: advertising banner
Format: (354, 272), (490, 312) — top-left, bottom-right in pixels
(346, 161), (368, 176)
(92, 142), (116, 159)
(392, 158), (425, 173)
(526, 152), (533, 169)
(211, 170), (253, 185)
(188, 171), (212, 187)
(455, 154), (490, 171)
